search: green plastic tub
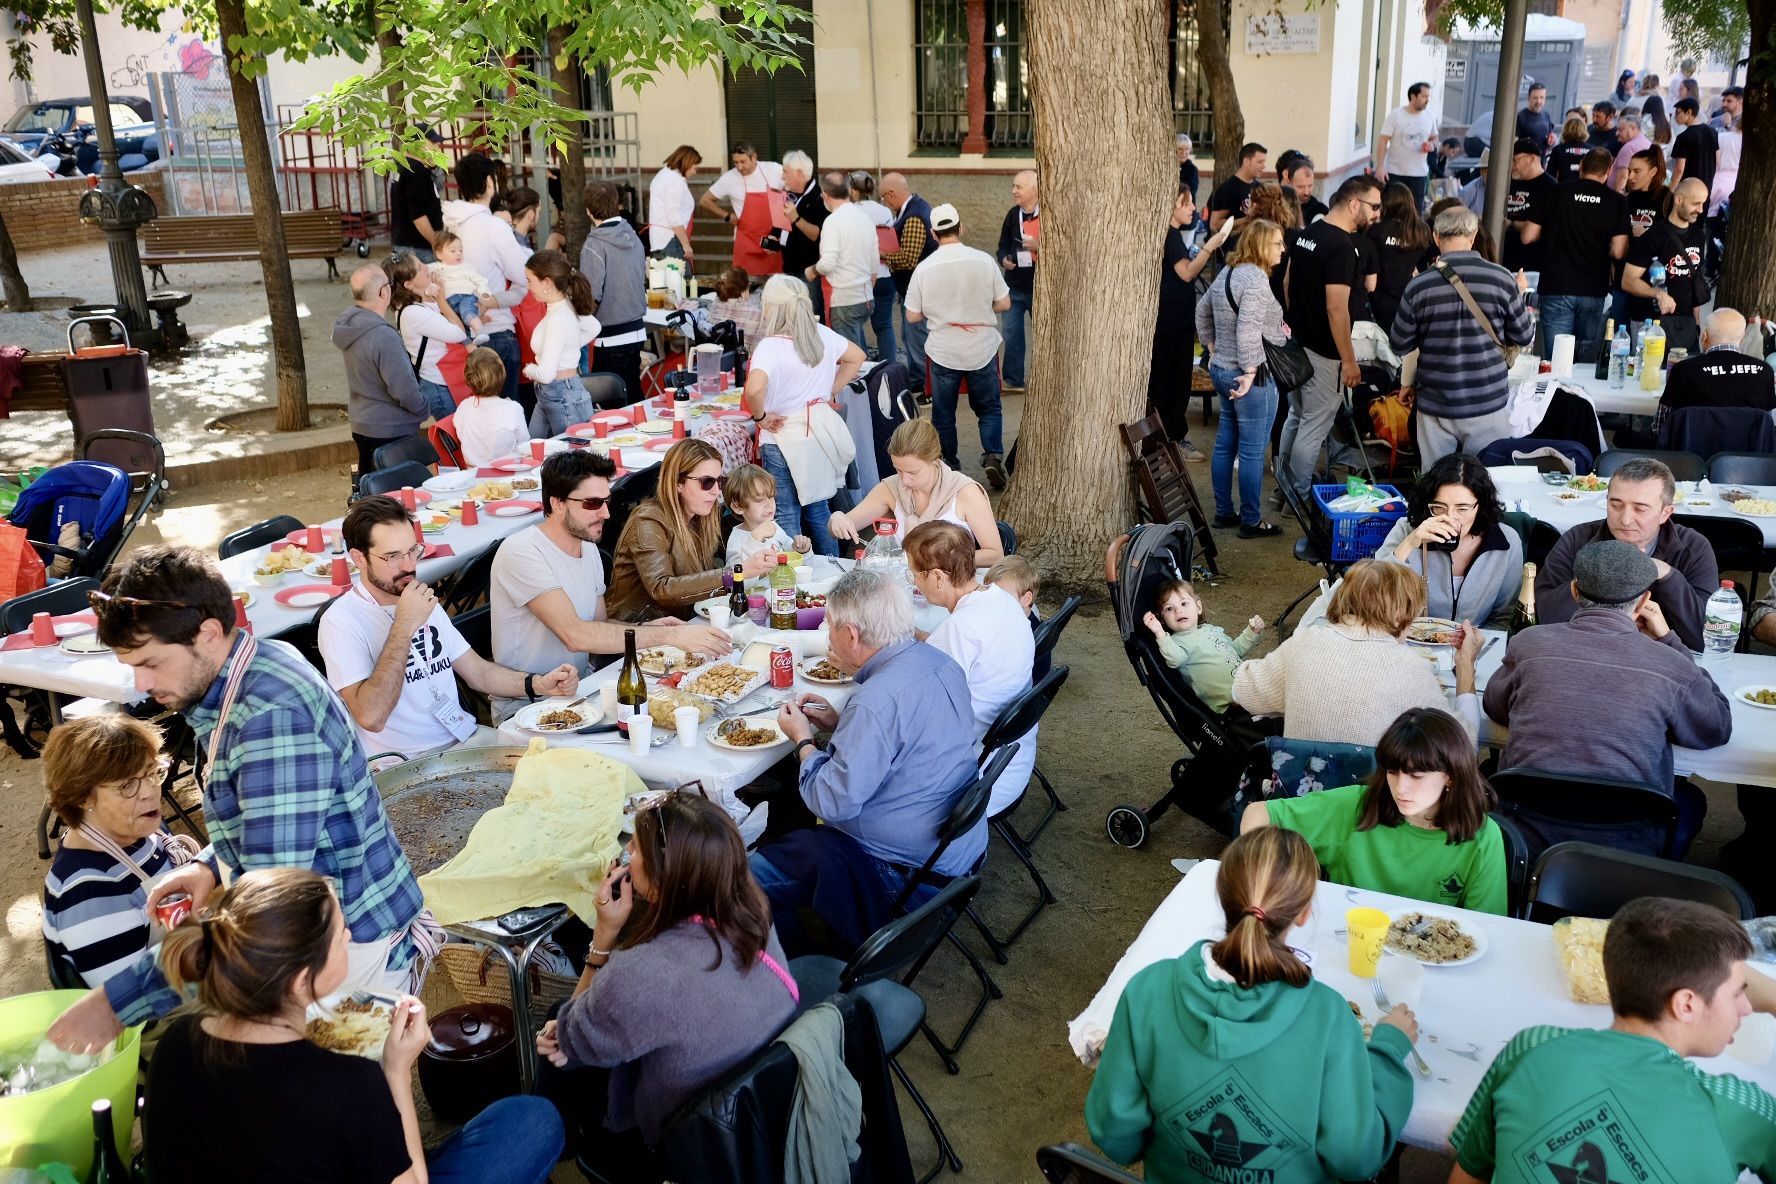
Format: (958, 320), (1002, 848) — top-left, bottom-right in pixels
(0, 991), (141, 1173)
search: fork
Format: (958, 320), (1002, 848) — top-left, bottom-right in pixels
(1372, 979), (1432, 1078)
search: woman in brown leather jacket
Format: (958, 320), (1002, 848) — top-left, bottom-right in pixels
(607, 439), (778, 619)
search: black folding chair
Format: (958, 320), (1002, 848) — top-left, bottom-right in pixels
(1526, 841), (1757, 924)
(1498, 510), (1562, 568)
(1707, 452), (1776, 486)
(450, 605), (493, 722)
(791, 876), (985, 1184)
(1490, 766), (1681, 863)
(358, 462), (435, 499)
(0, 579), (98, 636)
(1491, 810), (1532, 919)
(990, 662), (1070, 846)
(996, 520), (1018, 556)
(976, 667), (1069, 954)
(605, 465), (662, 549)
(1275, 481), (1344, 633)
(1032, 595), (1081, 673)
(1037, 1142), (1143, 1184)
(1674, 512), (1769, 600)
(435, 537), (504, 617)
(1594, 448), (1705, 481)
(217, 515), (305, 560)
(582, 373), (629, 409)
(371, 434), (438, 473)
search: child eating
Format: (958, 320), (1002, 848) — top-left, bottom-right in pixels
(723, 463), (811, 567)
(1143, 578), (1264, 712)
(428, 231), (495, 343)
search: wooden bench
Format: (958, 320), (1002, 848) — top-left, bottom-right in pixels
(139, 208), (345, 285)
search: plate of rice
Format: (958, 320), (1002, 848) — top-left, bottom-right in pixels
(1385, 909), (1488, 966)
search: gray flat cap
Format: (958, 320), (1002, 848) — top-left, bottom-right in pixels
(1574, 539), (1657, 605)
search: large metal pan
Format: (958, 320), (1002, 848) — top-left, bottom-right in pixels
(375, 745), (530, 878)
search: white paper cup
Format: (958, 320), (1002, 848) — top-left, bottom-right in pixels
(1730, 1011), (1776, 1065)
(795, 566), (813, 585)
(599, 681), (618, 716)
(674, 706), (701, 747)
(627, 713), (654, 754)
(708, 605), (732, 630)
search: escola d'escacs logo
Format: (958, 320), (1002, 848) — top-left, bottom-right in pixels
(1547, 1142), (1620, 1184)
(1438, 873), (1466, 903)
(1516, 1094), (1677, 1183)
(1165, 1068), (1307, 1183)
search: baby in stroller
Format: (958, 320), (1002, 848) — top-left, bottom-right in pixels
(1142, 578), (1264, 713)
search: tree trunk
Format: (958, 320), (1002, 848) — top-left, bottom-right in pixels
(216, 0), (310, 432)
(0, 212), (31, 310)
(1717, 0), (1775, 315)
(1000, 0), (1172, 588)
(549, 28), (590, 261)
(1194, 0), (1242, 170)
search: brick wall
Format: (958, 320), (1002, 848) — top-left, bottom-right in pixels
(0, 169), (167, 254)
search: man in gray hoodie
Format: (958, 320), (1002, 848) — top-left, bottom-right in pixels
(579, 180), (649, 404)
(333, 264), (427, 477)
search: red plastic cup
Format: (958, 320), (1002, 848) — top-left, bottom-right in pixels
(632, 403), (648, 425)
(330, 557), (349, 586)
(233, 596), (252, 635)
(593, 419), (611, 439)
(30, 612), (54, 646)
(412, 519), (426, 546)
(531, 439), (546, 462)
(402, 487), (421, 510)
(460, 499), (480, 526)
(673, 416), (687, 440)
(305, 526), (324, 551)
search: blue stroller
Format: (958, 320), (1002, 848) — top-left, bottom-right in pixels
(6, 459), (145, 580)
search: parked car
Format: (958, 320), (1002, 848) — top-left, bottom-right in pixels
(4, 96), (157, 164)
(0, 136), (55, 183)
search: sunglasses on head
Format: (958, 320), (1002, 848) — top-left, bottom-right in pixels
(88, 588), (201, 618)
(680, 475), (724, 492)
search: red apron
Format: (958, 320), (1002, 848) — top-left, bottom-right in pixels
(733, 184), (785, 276)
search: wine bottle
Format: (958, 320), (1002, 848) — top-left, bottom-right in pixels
(1508, 562), (1537, 637)
(1593, 318), (1615, 380)
(732, 331), (749, 386)
(615, 628), (646, 736)
(728, 562), (748, 620)
(86, 1098), (130, 1183)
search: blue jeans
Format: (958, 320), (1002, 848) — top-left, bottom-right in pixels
(829, 300), (873, 351)
(1208, 362), (1279, 525)
(426, 1095), (563, 1184)
(445, 293), (483, 334)
(417, 378), (456, 422)
(485, 330), (522, 403)
(898, 295), (928, 390)
(1538, 293), (1606, 354)
(533, 376), (591, 437)
(1000, 287), (1033, 386)
(929, 359), (1003, 464)
(868, 276), (897, 363)
(760, 442), (837, 555)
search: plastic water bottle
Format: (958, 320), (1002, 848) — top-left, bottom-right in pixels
(1647, 257), (1667, 292)
(1608, 323), (1631, 388)
(1704, 580), (1743, 658)
(859, 517), (911, 590)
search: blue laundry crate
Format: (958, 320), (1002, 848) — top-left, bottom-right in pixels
(1312, 484), (1407, 562)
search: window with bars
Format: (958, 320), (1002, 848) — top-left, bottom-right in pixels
(1170, 0), (1228, 152)
(913, 0), (1031, 150)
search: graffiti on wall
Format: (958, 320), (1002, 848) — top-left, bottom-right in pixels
(107, 34), (220, 89)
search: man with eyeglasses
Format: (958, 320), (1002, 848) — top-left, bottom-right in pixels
(48, 544), (429, 1055)
(489, 449), (731, 719)
(334, 263), (427, 480)
(319, 495), (580, 759)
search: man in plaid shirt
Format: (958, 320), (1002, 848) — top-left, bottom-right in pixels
(48, 545), (425, 1052)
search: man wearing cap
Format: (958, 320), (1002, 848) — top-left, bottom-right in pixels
(1534, 457), (1718, 650)
(906, 205), (1012, 489)
(1485, 538), (1730, 854)
(1502, 138), (1556, 273)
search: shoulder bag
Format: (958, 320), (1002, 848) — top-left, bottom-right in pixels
(1222, 266), (1314, 393)
(1432, 260), (1522, 368)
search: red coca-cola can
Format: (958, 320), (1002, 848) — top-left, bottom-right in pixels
(769, 645), (794, 689)
(155, 892), (193, 930)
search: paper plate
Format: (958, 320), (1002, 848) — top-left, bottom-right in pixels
(798, 656), (853, 685)
(282, 527), (340, 548)
(1384, 908), (1489, 967)
(275, 584), (348, 610)
(1403, 617), (1463, 646)
(394, 490), (434, 507)
(706, 714), (790, 752)
(59, 632), (112, 655)
(1729, 499), (1776, 518)
(645, 439), (675, 452)
(489, 458), (539, 473)
(636, 420), (676, 435)
(423, 470), (479, 494)
(604, 433), (646, 448)
(511, 698), (603, 733)
(1736, 685), (1776, 711)
(52, 620), (93, 638)
(484, 500), (542, 518)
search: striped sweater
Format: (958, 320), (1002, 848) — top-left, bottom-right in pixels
(42, 833), (177, 988)
(1387, 250), (1536, 418)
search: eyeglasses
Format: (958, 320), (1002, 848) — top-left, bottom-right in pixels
(564, 495), (610, 512)
(371, 544), (427, 566)
(680, 475), (724, 492)
(102, 756), (173, 801)
(1428, 501), (1479, 515)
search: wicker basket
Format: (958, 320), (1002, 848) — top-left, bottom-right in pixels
(431, 941), (578, 1015)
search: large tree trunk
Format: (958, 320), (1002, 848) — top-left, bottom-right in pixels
(549, 28), (590, 261)
(1001, 0), (1172, 588)
(0, 213), (30, 310)
(216, 0), (310, 432)
(1194, 0), (1242, 169)
(1717, 0), (1775, 314)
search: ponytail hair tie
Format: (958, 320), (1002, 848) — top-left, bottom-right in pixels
(1245, 906), (1267, 922)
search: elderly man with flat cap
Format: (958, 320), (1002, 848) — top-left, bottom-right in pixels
(1484, 538), (1731, 855)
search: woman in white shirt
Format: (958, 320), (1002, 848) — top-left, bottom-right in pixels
(648, 146), (701, 261)
(386, 251), (469, 422)
(906, 521), (1036, 816)
(848, 171), (898, 364)
(742, 274), (865, 555)
(521, 250), (601, 436)
(451, 346), (531, 466)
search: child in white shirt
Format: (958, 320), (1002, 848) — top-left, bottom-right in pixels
(429, 231), (494, 342)
(723, 463), (811, 567)
(450, 346), (531, 467)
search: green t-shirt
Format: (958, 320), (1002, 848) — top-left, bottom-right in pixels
(1451, 1026), (1776, 1184)
(1263, 783), (1507, 915)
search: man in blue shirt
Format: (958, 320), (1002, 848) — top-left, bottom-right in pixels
(750, 568), (980, 952)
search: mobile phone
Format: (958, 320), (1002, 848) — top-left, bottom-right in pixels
(759, 234), (783, 252)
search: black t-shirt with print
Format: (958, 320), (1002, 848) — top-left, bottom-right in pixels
(1208, 176), (1257, 227)
(1626, 189), (1666, 237)
(1368, 219), (1433, 328)
(1533, 179), (1630, 299)
(1285, 219), (1359, 358)
(1670, 123), (1720, 192)
(1502, 171), (1558, 271)
(1624, 218), (1707, 320)
(1548, 143), (1591, 185)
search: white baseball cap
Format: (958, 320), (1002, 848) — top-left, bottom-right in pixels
(930, 203), (961, 231)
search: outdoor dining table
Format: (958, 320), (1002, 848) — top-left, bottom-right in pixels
(1553, 367), (1663, 419)
(1490, 464), (1776, 548)
(1067, 859), (1776, 1166)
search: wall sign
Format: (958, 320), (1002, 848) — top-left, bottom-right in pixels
(1244, 12), (1320, 55)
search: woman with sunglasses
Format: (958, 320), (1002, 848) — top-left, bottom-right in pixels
(536, 790), (797, 1171)
(607, 438), (779, 620)
(41, 714), (202, 991)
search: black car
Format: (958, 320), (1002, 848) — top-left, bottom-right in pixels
(4, 96), (156, 160)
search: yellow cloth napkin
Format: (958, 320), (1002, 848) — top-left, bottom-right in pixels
(417, 738), (638, 925)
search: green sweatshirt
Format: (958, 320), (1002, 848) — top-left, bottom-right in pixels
(1086, 940), (1414, 1184)
(1156, 623), (1259, 712)
(1452, 1026), (1776, 1183)
(1264, 783), (1509, 915)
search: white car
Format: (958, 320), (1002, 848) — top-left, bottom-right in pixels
(0, 137), (54, 183)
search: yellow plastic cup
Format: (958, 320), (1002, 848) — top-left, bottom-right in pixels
(1347, 907), (1392, 978)
(0, 990), (142, 1175)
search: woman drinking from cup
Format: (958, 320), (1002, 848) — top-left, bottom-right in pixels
(536, 790), (797, 1172)
(828, 419), (1004, 568)
(607, 438), (778, 620)
(143, 867), (563, 1184)
(1373, 453), (1523, 628)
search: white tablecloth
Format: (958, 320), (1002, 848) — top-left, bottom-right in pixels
(1068, 860), (1776, 1156)
(1553, 368), (1662, 418)
(1490, 465), (1776, 547)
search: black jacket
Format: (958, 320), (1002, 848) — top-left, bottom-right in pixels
(781, 182), (827, 277)
(997, 205), (1037, 293)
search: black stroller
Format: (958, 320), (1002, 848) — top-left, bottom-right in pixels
(1104, 521), (1274, 848)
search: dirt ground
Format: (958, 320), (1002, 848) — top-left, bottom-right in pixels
(0, 370), (1756, 1182)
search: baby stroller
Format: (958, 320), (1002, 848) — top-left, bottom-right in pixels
(6, 459), (155, 580)
(1329, 357), (1418, 483)
(1104, 522), (1274, 847)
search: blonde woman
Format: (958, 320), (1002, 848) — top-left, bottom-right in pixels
(828, 419), (1004, 568)
(607, 438), (779, 619)
(743, 273), (865, 555)
(1196, 217), (1290, 536)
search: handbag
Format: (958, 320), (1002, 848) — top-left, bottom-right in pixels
(1432, 260), (1522, 368)
(1222, 267), (1314, 393)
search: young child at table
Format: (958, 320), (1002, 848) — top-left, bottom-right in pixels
(1449, 897), (1776, 1184)
(1144, 578), (1264, 712)
(1086, 827), (1419, 1184)
(1241, 707), (1507, 914)
(986, 555), (1047, 680)
(429, 231), (495, 343)
(723, 463), (811, 567)
(451, 347), (531, 468)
